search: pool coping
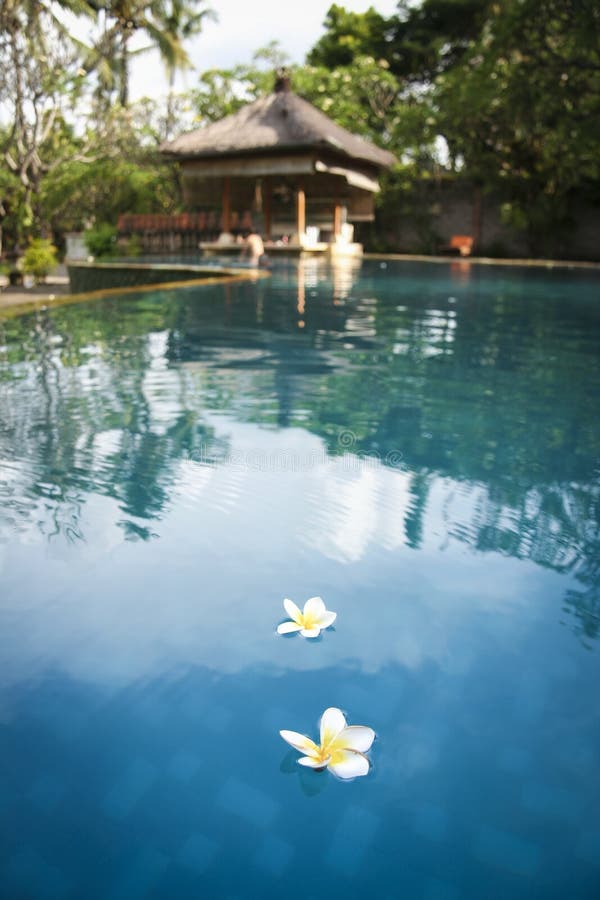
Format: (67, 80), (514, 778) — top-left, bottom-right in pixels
(0, 265), (269, 319)
(364, 253), (600, 270)
(2, 252), (599, 320)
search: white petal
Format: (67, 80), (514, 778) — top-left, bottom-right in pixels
(300, 627), (321, 638)
(279, 730), (319, 756)
(303, 596), (326, 619)
(316, 610), (336, 629)
(283, 598), (303, 624)
(320, 707), (346, 747)
(328, 749), (370, 779)
(337, 725), (375, 752)
(277, 621), (303, 635)
(298, 755), (330, 769)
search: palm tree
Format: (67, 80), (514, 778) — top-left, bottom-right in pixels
(0, 0), (98, 243)
(151, 0), (216, 137)
(85, 1), (214, 109)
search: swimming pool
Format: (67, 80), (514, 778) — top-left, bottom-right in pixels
(0, 259), (599, 898)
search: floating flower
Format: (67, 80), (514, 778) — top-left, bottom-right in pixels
(280, 707), (375, 779)
(277, 596), (336, 638)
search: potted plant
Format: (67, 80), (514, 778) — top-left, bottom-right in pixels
(21, 238), (58, 284)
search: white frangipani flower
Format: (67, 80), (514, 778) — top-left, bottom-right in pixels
(277, 596), (337, 638)
(280, 707), (375, 779)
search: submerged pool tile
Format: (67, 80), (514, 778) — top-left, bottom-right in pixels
(178, 832), (218, 873)
(521, 782), (584, 821)
(253, 834), (294, 877)
(102, 757), (158, 819)
(217, 776), (280, 828)
(167, 749), (203, 782)
(134, 694), (170, 727)
(575, 829), (600, 866)
(513, 677), (547, 721)
(473, 824), (541, 876)
(413, 802), (448, 842)
(496, 745), (531, 775)
(337, 683), (398, 723)
(262, 704), (297, 734)
(325, 804), (380, 876)
(27, 774), (66, 813)
(108, 847), (169, 900)
(34, 701), (89, 744)
(2, 846), (70, 900)
(422, 876), (461, 900)
(2, 262), (600, 900)
(204, 704), (234, 733)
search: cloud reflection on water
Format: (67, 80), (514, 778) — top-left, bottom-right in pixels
(0, 418), (568, 691)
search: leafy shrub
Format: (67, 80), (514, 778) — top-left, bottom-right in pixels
(125, 234), (142, 257)
(483, 240), (511, 258)
(21, 239), (58, 283)
(84, 223), (117, 258)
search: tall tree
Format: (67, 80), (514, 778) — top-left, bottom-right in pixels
(188, 47), (403, 151)
(0, 1), (89, 243)
(154, 0), (216, 138)
(388, 0), (491, 83)
(435, 0), (600, 253)
(308, 1), (490, 84)
(307, 4), (391, 69)
(85, 1), (214, 108)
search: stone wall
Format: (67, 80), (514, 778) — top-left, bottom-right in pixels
(365, 180), (600, 260)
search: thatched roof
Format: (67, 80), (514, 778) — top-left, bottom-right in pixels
(161, 87), (396, 170)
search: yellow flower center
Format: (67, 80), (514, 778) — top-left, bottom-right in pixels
(315, 736), (345, 765)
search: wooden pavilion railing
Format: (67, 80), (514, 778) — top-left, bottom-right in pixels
(117, 212), (254, 253)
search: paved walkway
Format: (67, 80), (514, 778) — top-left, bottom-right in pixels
(0, 275), (70, 312)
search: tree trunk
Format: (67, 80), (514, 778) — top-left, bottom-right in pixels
(165, 68), (175, 139)
(119, 32), (130, 107)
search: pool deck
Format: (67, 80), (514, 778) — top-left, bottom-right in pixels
(0, 275), (71, 311)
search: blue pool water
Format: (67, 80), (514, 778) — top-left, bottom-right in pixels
(0, 258), (599, 899)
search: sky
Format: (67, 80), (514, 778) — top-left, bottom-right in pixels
(128, 0), (400, 100)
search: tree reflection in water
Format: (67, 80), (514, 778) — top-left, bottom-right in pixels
(0, 259), (599, 643)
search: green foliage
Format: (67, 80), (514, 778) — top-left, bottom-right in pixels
(79, 1), (214, 109)
(84, 224), (118, 258)
(33, 102), (183, 239)
(435, 0), (600, 253)
(307, 1), (491, 83)
(189, 49), (406, 153)
(307, 4), (390, 69)
(366, 166), (443, 253)
(190, 44), (292, 124)
(125, 234), (143, 257)
(21, 239), (59, 282)
(0, 1), (202, 248)
(43, 154), (181, 234)
(1, 0), (597, 260)
(292, 59), (401, 149)
(389, 0), (491, 82)
(0, 3), (87, 246)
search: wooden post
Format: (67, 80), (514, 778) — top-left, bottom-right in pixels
(333, 202), (343, 238)
(296, 186), (306, 241)
(297, 260), (305, 317)
(221, 176), (231, 233)
(472, 184), (482, 251)
(264, 178), (272, 240)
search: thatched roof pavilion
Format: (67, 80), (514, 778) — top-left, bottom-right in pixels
(160, 74), (396, 252)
